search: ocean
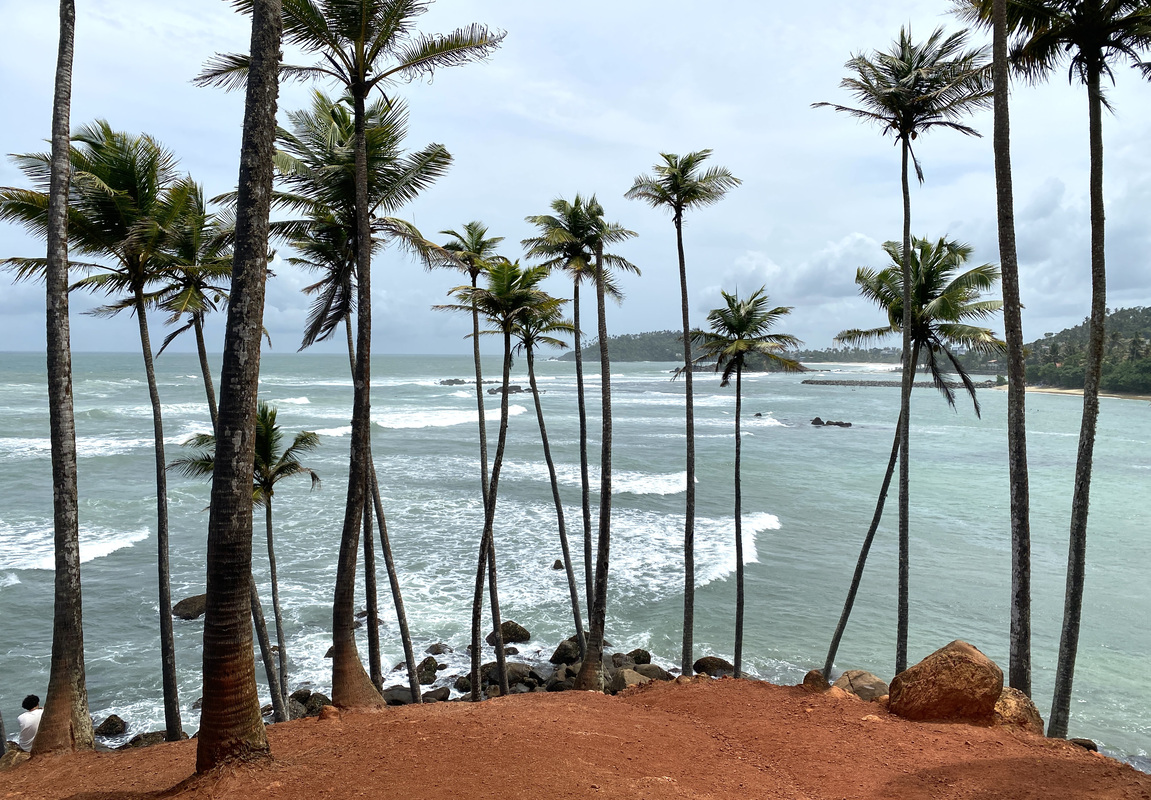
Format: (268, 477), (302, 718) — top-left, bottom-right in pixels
(0, 351), (1147, 768)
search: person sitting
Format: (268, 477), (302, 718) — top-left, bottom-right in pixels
(17, 695), (42, 752)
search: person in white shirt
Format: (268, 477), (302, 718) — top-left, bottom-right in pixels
(17, 695), (42, 752)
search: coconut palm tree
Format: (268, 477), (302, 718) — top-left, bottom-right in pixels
(1, 121), (188, 741)
(196, 0), (281, 770)
(957, 0), (1151, 741)
(814, 28), (991, 673)
(824, 236), (1005, 678)
(689, 289), (802, 679)
(625, 150), (741, 677)
(512, 301), (587, 659)
(439, 260), (554, 699)
(196, 0), (503, 711)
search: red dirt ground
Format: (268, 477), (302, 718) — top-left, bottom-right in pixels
(4, 678), (1150, 800)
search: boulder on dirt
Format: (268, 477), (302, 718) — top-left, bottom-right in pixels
(994, 687), (1044, 735)
(172, 594), (207, 620)
(382, 686), (415, 706)
(802, 669), (831, 693)
(305, 693), (332, 717)
(626, 649), (652, 665)
(609, 668), (652, 695)
(425, 643), (452, 656)
(550, 639), (581, 665)
(423, 686), (450, 703)
(119, 730), (188, 749)
(416, 656), (440, 685)
(634, 663), (673, 682)
(288, 699), (308, 720)
(1069, 738), (1098, 752)
(289, 688), (313, 705)
(94, 714), (127, 737)
(481, 661), (533, 687)
(0, 749), (30, 771)
(888, 640), (1003, 723)
(486, 620), (531, 646)
(693, 656), (735, 678)
(833, 670), (889, 702)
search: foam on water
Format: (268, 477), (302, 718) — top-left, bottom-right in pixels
(274, 396), (312, 405)
(315, 425), (353, 437)
(0, 573), (19, 589)
(0, 523), (150, 570)
(372, 404), (527, 429)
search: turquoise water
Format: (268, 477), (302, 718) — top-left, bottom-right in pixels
(0, 351), (1147, 767)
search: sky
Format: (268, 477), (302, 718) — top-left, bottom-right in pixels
(1, 0), (1150, 357)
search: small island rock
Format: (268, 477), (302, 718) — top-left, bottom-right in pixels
(172, 594), (207, 620)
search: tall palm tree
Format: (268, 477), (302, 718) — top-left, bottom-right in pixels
(1, 121), (188, 740)
(173, 401), (321, 707)
(625, 150), (741, 676)
(814, 29), (991, 673)
(439, 260), (554, 699)
(195, 0), (282, 770)
(824, 236), (1005, 677)
(512, 301), (587, 659)
(689, 289), (802, 679)
(957, 0), (1151, 741)
(196, 0), (503, 711)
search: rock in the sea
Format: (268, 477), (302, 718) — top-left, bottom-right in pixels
(611, 652), (627, 669)
(423, 686), (450, 703)
(94, 714), (127, 737)
(626, 648), (652, 665)
(994, 687), (1044, 735)
(382, 686), (415, 706)
(439, 378), (468, 386)
(416, 656), (440, 685)
(288, 699), (308, 720)
(324, 645), (335, 659)
(833, 670), (889, 702)
(425, 642), (453, 656)
(802, 669), (831, 693)
(609, 668), (652, 695)
(289, 688), (313, 705)
(454, 674), (471, 693)
(634, 663), (673, 682)
(504, 646), (519, 656)
(888, 640), (1003, 723)
(172, 594), (207, 620)
(1069, 738), (1099, 752)
(811, 417), (825, 426)
(550, 639), (581, 665)
(693, 656), (735, 678)
(486, 620), (531, 645)
(481, 661), (533, 687)
(552, 559), (564, 570)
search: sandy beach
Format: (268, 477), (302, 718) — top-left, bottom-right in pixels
(993, 385), (1151, 402)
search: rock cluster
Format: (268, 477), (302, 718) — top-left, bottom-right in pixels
(811, 417), (851, 427)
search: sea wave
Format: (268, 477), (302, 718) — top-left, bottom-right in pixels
(372, 405), (527, 430)
(0, 573), (19, 589)
(0, 524), (150, 571)
(274, 396), (312, 405)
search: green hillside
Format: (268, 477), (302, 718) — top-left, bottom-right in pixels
(1025, 306), (1151, 393)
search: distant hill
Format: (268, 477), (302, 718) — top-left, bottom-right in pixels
(1024, 306), (1151, 393)
(558, 330), (684, 362)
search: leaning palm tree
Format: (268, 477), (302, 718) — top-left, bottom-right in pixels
(512, 301), (587, 659)
(1, 121), (188, 740)
(956, 0), (1151, 741)
(196, 0), (503, 711)
(823, 236), (1005, 679)
(625, 150), (741, 677)
(814, 28), (991, 673)
(689, 289), (802, 679)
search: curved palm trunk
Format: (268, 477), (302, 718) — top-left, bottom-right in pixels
(675, 214), (697, 676)
(363, 497), (383, 692)
(992, 0), (1031, 697)
(250, 579), (286, 723)
(471, 272), (490, 506)
(133, 286), (181, 739)
(896, 138), (914, 675)
(264, 500), (289, 701)
(527, 346), (586, 659)
(194, 314), (219, 432)
(733, 364), (744, 679)
(1049, 64), (1107, 739)
(196, 0), (279, 769)
(33, 0), (94, 756)
(572, 282), (594, 613)
(575, 249), (613, 692)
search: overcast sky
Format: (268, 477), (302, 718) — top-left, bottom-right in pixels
(2, 1), (1150, 357)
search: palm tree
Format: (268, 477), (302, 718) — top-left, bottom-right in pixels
(689, 289), (802, 679)
(195, 0), (281, 770)
(196, 0), (503, 711)
(824, 236), (1005, 678)
(814, 28), (991, 673)
(173, 401), (321, 707)
(27, 0), (94, 756)
(957, 0), (1151, 742)
(625, 150), (741, 676)
(439, 260), (554, 699)
(512, 301), (587, 659)
(1, 121), (187, 740)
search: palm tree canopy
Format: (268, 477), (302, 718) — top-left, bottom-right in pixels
(437, 259), (556, 334)
(439, 220), (506, 280)
(690, 288), (805, 386)
(812, 26), (992, 182)
(512, 297), (574, 356)
(836, 236), (1006, 412)
(522, 194), (638, 297)
(624, 149), (742, 220)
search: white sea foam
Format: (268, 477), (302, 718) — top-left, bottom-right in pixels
(451, 390), (471, 399)
(0, 435), (156, 459)
(0, 573), (19, 588)
(372, 404), (527, 429)
(275, 396), (312, 405)
(0, 524), (150, 571)
(315, 425), (353, 437)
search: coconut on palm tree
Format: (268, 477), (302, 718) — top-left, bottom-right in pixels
(689, 289), (802, 679)
(625, 150), (741, 677)
(824, 236), (1005, 678)
(814, 29), (991, 673)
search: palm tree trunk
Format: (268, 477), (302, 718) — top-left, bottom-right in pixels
(196, 0), (280, 769)
(265, 500), (289, 702)
(250, 578), (286, 723)
(896, 137), (914, 675)
(330, 88), (384, 709)
(369, 465), (421, 703)
(527, 346), (586, 659)
(194, 314), (219, 432)
(0, 710), (6, 755)
(575, 247), (613, 691)
(33, 0), (94, 756)
(675, 214), (697, 676)
(1049, 63), (1107, 739)
(471, 273), (490, 507)
(993, 0), (1031, 697)
(572, 281), (594, 614)
(733, 363), (744, 679)
(133, 285), (181, 740)
(363, 496), (383, 692)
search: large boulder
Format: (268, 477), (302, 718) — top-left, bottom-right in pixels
(833, 670), (889, 702)
(416, 656), (440, 685)
(119, 730), (188, 749)
(486, 620), (531, 646)
(626, 649), (652, 665)
(0, 749), (30, 772)
(94, 714), (127, 737)
(693, 656), (735, 678)
(802, 669), (831, 693)
(888, 640), (1003, 723)
(634, 663), (673, 682)
(288, 699), (308, 720)
(423, 686), (450, 703)
(481, 661), (533, 688)
(172, 594), (207, 620)
(608, 668), (652, 695)
(304, 692), (332, 717)
(994, 687), (1045, 735)
(425, 643), (452, 656)
(549, 639), (581, 665)
(382, 686), (415, 706)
